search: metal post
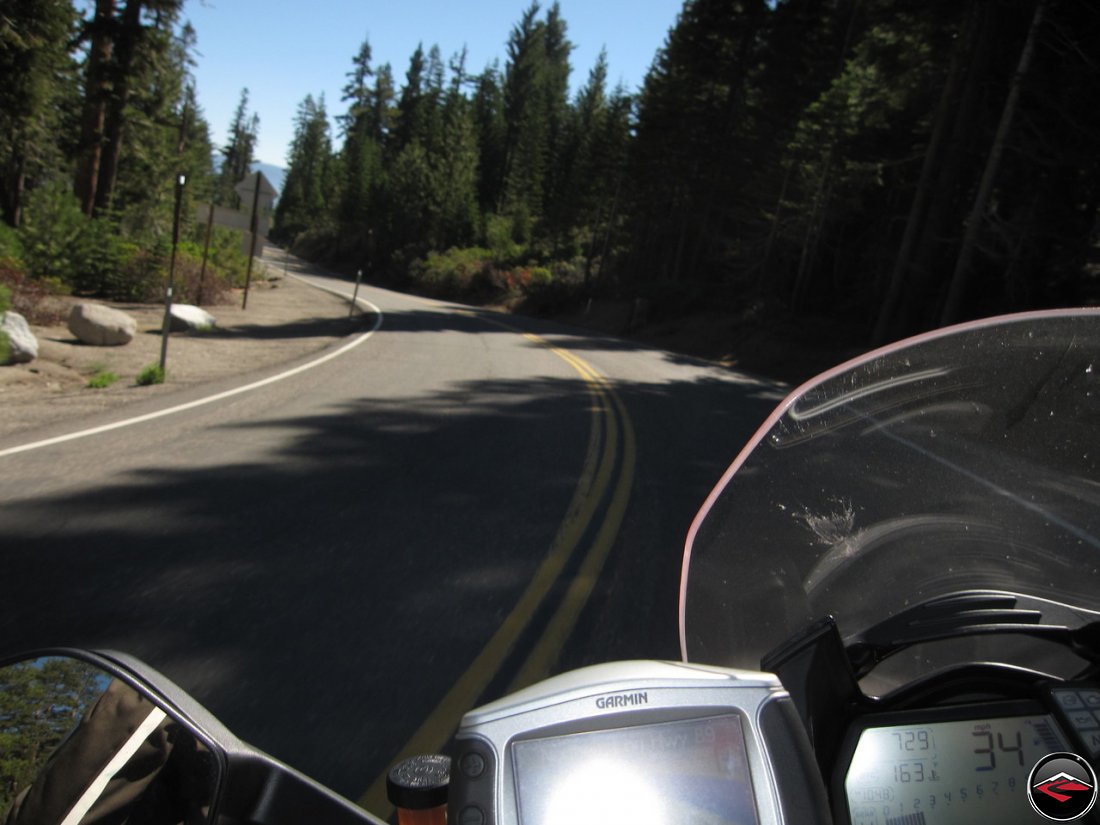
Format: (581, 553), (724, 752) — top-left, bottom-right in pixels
(159, 174), (187, 372)
(350, 268), (363, 318)
(198, 200), (215, 305)
(241, 170), (262, 310)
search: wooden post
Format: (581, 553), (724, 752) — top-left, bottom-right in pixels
(198, 200), (215, 305)
(242, 170), (262, 310)
(159, 175), (186, 371)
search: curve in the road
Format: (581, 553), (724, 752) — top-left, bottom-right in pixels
(356, 313), (637, 817)
(0, 282), (382, 460)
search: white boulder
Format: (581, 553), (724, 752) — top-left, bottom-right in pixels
(169, 304), (217, 332)
(1, 311), (38, 364)
(68, 303), (137, 346)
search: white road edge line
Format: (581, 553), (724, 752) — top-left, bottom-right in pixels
(0, 278), (382, 460)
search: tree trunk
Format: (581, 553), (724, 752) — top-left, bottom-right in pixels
(74, 0), (115, 217)
(896, 1), (996, 336)
(10, 154), (26, 227)
(940, 0), (1045, 326)
(759, 161), (793, 296)
(872, 0), (979, 344)
(792, 149), (834, 309)
(95, 0), (145, 214)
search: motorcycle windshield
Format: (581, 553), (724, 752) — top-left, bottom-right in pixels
(680, 310), (1100, 690)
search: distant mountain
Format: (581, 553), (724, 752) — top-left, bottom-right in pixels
(210, 155), (287, 203)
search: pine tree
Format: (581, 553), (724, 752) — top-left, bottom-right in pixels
(430, 51), (480, 249)
(0, 0), (78, 226)
(110, 18), (215, 237)
(274, 94), (333, 242)
(473, 62), (507, 216)
(72, 0), (188, 216)
(392, 44), (428, 154)
(500, 3), (549, 226)
(338, 37), (376, 226)
(623, 0), (768, 287)
(216, 88), (260, 208)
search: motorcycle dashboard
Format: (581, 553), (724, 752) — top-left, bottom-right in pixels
(836, 701), (1072, 825)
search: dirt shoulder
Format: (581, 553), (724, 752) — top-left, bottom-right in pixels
(0, 251), (361, 441)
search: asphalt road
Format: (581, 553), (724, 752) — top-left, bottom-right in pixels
(0, 253), (786, 810)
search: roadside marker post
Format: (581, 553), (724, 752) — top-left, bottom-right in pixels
(159, 174), (187, 373)
(241, 170), (262, 310)
(350, 268), (363, 318)
(197, 200), (215, 305)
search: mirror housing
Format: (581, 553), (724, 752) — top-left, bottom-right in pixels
(0, 649), (384, 825)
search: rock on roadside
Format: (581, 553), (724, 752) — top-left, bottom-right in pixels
(68, 303), (137, 346)
(1, 311), (38, 364)
(169, 304), (217, 332)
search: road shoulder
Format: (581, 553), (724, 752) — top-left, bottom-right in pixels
(0, 251), (362, 441)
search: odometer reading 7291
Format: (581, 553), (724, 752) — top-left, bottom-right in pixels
(844, 715), (1066, 825)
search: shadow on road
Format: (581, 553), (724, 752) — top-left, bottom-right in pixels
(0, 357), (783, 800)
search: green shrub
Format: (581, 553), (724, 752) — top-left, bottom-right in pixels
(484, 214), (523, 264)
(136, 363), (165, 386)
(516, 261), (589, 317)
(0, 258), (67, 325)
(102, 242), (163, 302)
(20, 180), (91, 288)
(291, 224), (341, 267)
(0, 222), (23, 262)
(408, 247), (494, 299)
(74, 216), (122, 294)
(203, 227), (251, 286)
(86, 367), (120, 389)
(176, 247), (232, 305)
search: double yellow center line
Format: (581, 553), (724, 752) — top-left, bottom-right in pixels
(357, 319), (636, 816)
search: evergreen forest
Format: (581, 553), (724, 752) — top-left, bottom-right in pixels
(2, 0), (1098, 348)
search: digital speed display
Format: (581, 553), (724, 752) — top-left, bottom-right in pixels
(844, 715), (1067, 825)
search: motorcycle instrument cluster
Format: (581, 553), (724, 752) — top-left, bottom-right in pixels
(841, 707), (1071, 825)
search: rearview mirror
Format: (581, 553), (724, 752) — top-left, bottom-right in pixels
(0, 648), (386, 825)
(0, 652), (220, 824)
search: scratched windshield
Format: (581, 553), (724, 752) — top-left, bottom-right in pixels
(680, 310), (1100, 690)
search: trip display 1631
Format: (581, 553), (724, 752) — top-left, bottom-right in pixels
(844, 715), (1067, 825)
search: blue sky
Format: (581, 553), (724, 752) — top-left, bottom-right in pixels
(185, 0), (685, 168)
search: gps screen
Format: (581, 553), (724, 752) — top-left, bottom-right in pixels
(512, 714), (758, 825)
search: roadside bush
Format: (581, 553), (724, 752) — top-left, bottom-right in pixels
(0, 257), (68, 325)
(86, 367), (120, 389)
(136, 363), (165, 385)
(0, 222), (23, 261)
(484, 214), (523, 265)
(19, 180), (89, 285)
(292, 224), (342, 267)
(204, 227), (250, 286)
(173, 247), (232, 305)
(18, 181), (125, 295)
(518, 269), (585, 317)
(104, 242), (163, 302)
(186, 225), (252, 287)
(101, 242), (232, 306)
(408, 247), (494, 299)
